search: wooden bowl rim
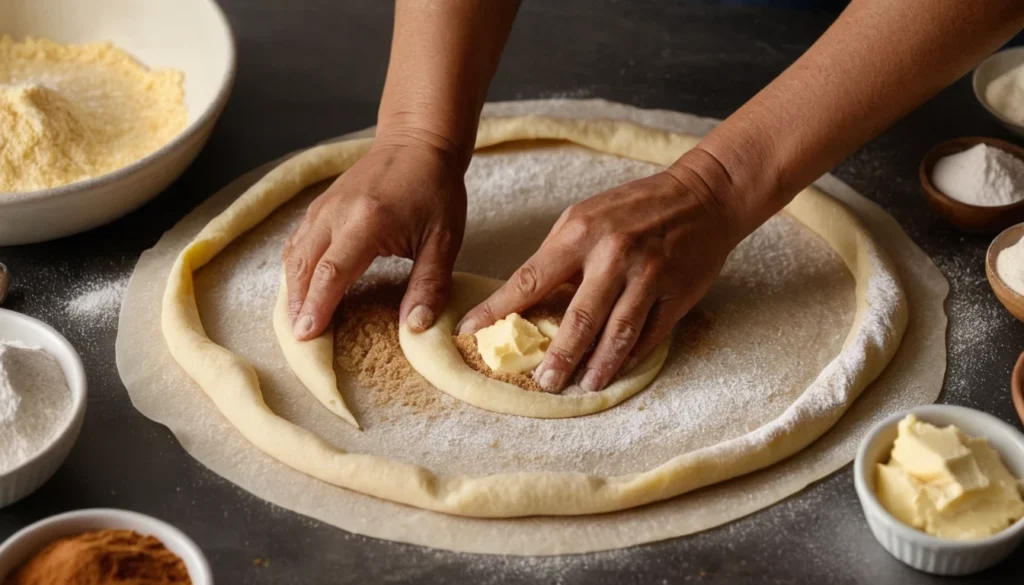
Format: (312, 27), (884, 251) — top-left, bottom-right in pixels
(1010, 351), (1024, 427)
(919, 137), (1024, 212)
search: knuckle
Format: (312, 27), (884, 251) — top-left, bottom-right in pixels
(409, 272), (446, 296)
(544, 345), (576, 368)
(475, 301), (497, 322)
(635, 253), (665, 282)
(560, 213), (593, 246)
(307, 197), (327, 217)
(605, 232), (636, 256)
(607, 318), (641, 347)
(564, 307), (599, 337)
(512, 264), (541, 296)
(313, 258), (343, 282)
(285, 254), (309, 280)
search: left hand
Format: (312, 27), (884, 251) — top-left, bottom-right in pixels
(457, 156), (743, 393)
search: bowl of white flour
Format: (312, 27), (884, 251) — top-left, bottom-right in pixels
(0, 308), (87, 508)
(974, 47), (1024, 138)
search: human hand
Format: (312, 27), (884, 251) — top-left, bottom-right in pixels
(282, 131), (467, 341)
(458, 152), (744, 393)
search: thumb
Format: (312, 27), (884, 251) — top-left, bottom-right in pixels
(400, 231), (458, 332)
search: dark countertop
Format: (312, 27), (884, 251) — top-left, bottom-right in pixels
(2, 2), (1023, 583)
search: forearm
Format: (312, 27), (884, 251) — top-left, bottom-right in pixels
(377, 0), (520, 168)
(686, 0), (1024, 239)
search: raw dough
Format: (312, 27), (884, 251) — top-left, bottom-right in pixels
(278, 271), (670, 419)
(160, 114), (908, 518)
(398, 274), (669, 417)
(120, 99), (948, 554)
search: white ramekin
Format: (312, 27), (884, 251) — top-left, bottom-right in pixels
(854, 404), (1024, 576)
(0, 308), (88, 508)
(0, 509), (212, 584)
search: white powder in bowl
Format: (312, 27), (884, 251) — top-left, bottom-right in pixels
(997, 234), (1024, 296)
(985, 63), (1024, 126)
(931, 143), (1024, 207)
(0, 341), (72, 473)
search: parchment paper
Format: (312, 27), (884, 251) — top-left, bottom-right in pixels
(115, 100), (948, 555)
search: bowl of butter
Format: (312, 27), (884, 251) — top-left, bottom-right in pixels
(854, 405), (1024, 575)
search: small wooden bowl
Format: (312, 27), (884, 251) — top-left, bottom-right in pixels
(920, 137), (1024, 235)
(1010, 352), (1024, 427)
(987, 222), (1024, 323)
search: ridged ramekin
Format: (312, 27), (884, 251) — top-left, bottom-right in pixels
(0, 308), (88, 508)
(854, 405), (1024, 575)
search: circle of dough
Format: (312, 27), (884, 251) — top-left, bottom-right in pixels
(393, 273), (670, 418)
(161, 116), (908, 518)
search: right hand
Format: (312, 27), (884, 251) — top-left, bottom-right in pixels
(282, 130), (468, 341)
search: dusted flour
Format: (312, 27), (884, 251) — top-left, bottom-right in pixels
(0, 36), (186, 193)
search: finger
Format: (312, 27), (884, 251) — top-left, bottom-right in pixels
(457, 247), (578, 335)
(400, 231), (458, 332)
(532, 270), (625, 393)
(578, 278), (658, 392)
(294, 236), (376, 340)
(286, 213), (314, 250)
(626, 294), (694, 371)
(283, 223), (331, 322)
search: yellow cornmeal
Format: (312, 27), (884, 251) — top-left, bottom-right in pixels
(0, 36), (187, 193)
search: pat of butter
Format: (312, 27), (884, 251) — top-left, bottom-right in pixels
(474, 313), (551, 374)
(875, 414), (1024, 540)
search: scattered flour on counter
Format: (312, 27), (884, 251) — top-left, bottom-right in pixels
(0, 342), (72, 472)
(65, 274), (129, 325)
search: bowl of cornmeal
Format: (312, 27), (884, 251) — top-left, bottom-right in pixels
(0, 0), (235, 245)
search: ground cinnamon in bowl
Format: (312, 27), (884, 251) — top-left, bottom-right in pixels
(3, 529), (190, 585)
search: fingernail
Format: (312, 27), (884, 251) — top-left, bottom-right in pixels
(457, 317), (478, 336)
(294, 314), (313, 338)
(535, 368), (566, 393)
(408, 305), (435, 332)
(580, 369), (602, 392)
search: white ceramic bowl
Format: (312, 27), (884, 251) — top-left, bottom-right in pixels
(0, 0), (236, 245)
(0, 308), (87, 508)
(973, 47), (1024, 139)
(0, 509), (212, 584)
(854, 404), (1024, 576)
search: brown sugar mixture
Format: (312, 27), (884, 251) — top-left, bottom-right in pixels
(332, 281), (443, 417)
(3, 529), (190, 585)
(333, 281), (578, 403)
(333, 280), (712, 401)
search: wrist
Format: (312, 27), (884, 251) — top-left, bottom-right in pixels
(376, 111), (476, 172)
(668, 135), (786, 245)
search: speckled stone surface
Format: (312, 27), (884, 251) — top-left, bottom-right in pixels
(1, 2), (1022, 583)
